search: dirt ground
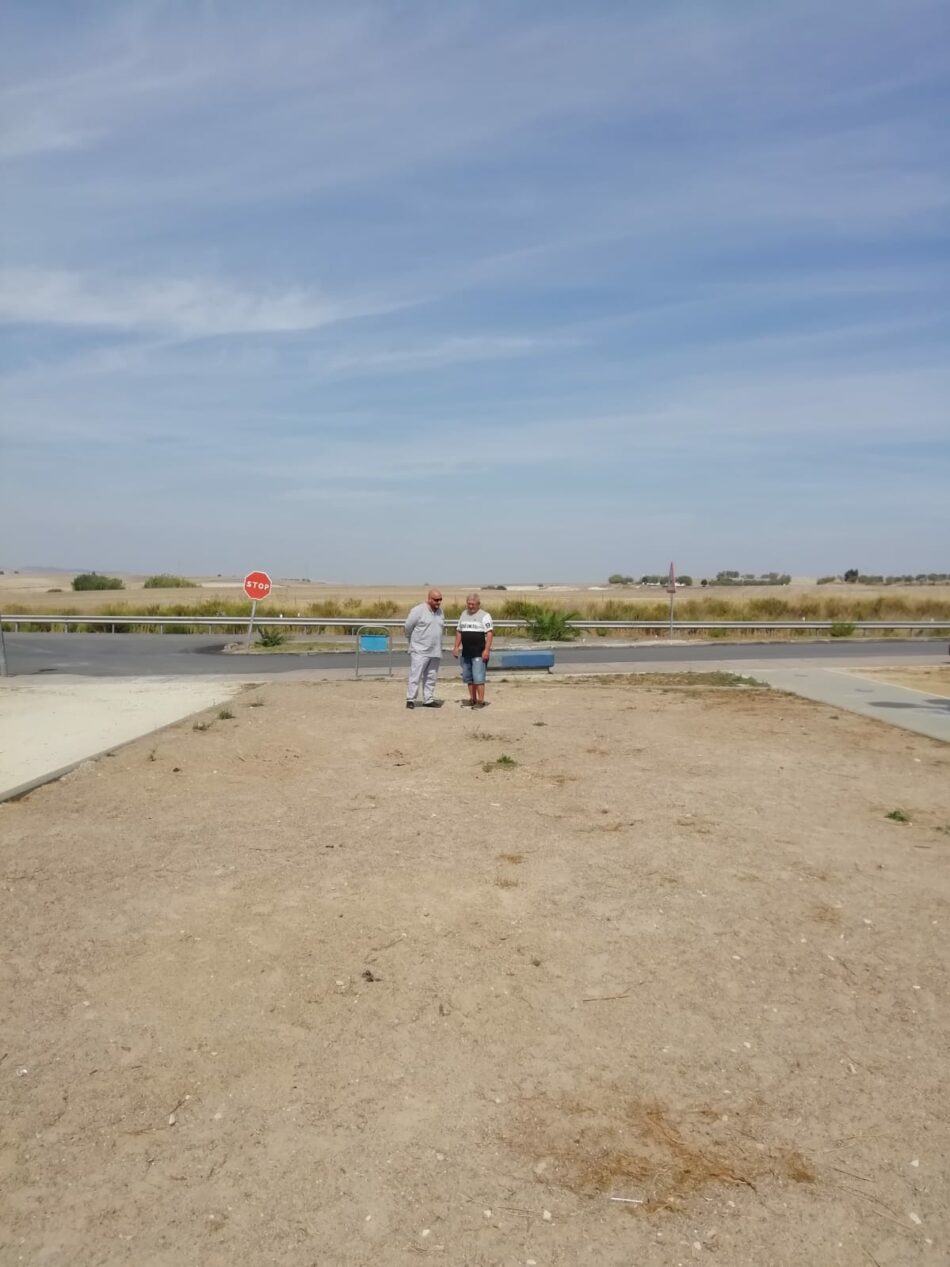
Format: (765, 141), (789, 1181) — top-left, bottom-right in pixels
(1, 674), (948, 1267)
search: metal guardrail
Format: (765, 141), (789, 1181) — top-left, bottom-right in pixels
(1, 615), (948, 634)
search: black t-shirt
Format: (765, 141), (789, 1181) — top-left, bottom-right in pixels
(456, 609), (493, 657)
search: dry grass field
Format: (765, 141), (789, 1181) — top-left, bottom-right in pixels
(3, 570), (950, 621)
(1, 674), (948, 1266)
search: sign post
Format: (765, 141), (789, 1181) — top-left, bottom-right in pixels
(0, 613), (8, 677)
(666, 561), (676, 641)
(243, 571), (272, 646)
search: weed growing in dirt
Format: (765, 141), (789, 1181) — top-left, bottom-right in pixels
(256, 626), (287, 647)
(885, 809), (910, 823)
(193, 721), (212, 732)
(147, 748), (157, 762)
(483, 754), (518, 771)
(248, 698), (265, 707)
(497, 852), (524, 864)
(470, 731), (498, 741)
(218, 707), (235, 720)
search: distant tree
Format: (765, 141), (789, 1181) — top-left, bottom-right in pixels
(73, 572), (124, 591)
(843, 568), (859, 583)
(608, 573), (633, 585)
(678, 575), (693, 586)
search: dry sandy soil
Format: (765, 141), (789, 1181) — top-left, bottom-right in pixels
(2, 674), (949, 1267)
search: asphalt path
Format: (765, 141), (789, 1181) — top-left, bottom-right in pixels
(2, 633), (946, 677)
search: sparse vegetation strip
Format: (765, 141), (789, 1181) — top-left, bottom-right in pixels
(143, 574), (198, 588)
(6, 589), (950, 635)
(568, 672), (768, 689)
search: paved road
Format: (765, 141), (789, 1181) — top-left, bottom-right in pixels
(2, 633), (946, 677)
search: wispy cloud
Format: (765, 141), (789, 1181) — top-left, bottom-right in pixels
(0, 269), (404, 337)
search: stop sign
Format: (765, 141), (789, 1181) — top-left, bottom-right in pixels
(243, 571), (272, 601)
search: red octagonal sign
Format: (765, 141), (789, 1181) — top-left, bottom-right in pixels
(243, 570), (272, 601)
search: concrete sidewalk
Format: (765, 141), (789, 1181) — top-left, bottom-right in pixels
(753, 667), (950, 743)
(0, 677), (244, 801)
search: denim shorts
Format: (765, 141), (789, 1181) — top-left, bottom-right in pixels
(460, 654), (487, 685)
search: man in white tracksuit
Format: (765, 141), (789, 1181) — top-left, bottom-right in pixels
(404, 589), (445, 709)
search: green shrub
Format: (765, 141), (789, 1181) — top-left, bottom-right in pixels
(143, 574), (197, 588)
(525, 607), (579, 641)
(73, 573), (124, 591)
(829, 621), (856, 638)
(256, 626), (287, 647)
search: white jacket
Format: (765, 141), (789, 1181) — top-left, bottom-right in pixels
(404, 602), (445, 657)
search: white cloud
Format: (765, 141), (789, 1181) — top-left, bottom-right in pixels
(0, 269), (402, 337)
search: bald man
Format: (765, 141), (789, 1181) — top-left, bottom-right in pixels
(404, 589), (445, 709)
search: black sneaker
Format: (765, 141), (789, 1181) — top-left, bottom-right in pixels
(406, 701), (415, 709)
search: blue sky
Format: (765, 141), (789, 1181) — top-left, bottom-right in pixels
(1, 0), (947, 582)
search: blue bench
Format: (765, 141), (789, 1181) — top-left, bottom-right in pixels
(489, 650), (555, 671)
